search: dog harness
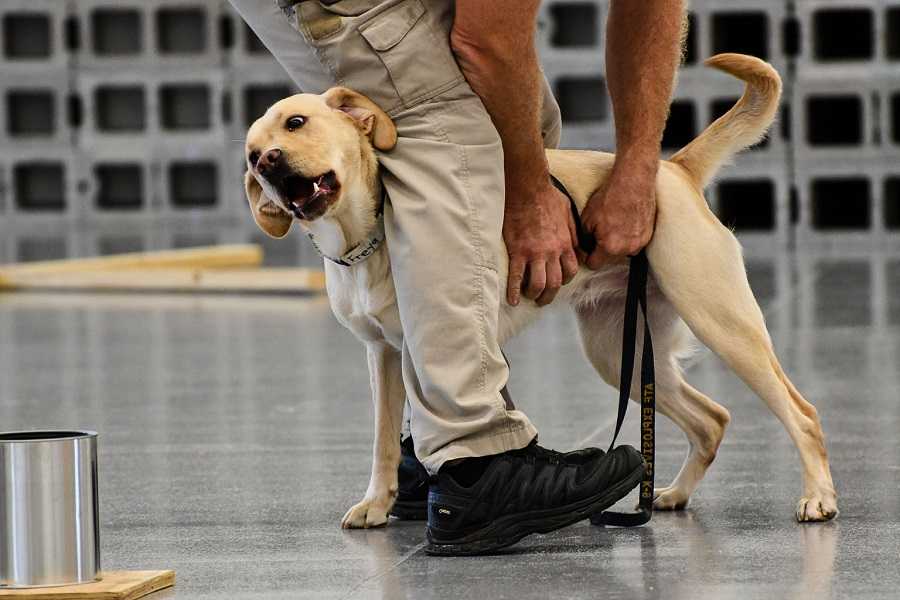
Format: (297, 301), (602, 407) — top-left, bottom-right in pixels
(550, 174), (657, 528)
(306, 189), (386, 267)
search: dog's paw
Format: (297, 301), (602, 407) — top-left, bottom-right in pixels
(796, 494), (839, 522)
(653, 486), (690, 511)
(341, 496), (393, 529)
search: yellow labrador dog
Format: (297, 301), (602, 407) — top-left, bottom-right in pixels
(243, 54), (838, 528)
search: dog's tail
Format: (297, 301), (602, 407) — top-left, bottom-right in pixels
(670, 53), (782, 188)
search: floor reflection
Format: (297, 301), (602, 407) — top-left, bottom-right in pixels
(794, 524), (838, 600)
(0, 231), (897, 598)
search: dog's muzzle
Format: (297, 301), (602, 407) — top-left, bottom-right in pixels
(260, 161), (340, 221)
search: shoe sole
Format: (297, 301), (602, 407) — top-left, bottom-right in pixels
(425, 462), (644, 556)
(389, 499), (427, 521)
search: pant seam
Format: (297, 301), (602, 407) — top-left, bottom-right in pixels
(443, 101), (511, 433)
(417, 105), (497, 409)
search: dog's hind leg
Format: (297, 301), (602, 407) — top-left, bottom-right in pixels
(647, 213), (838, 522)
(575, 298), (730, 510)
(341, 342), (406, 529)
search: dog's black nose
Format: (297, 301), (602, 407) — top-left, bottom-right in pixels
(257, 148), (282, 175)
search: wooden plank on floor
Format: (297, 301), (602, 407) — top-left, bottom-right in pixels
(0, 570), (174, 599)
(0, 245), (264, 286)
(0, 267), (325, 294)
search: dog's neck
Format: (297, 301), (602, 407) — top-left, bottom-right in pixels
(302, 145), (385, 266)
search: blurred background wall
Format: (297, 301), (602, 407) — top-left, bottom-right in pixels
(0, 0), (898, 265)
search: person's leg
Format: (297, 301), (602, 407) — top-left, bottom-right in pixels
(393, 67), (563, 517)
(401, 72), (556, 443)
(238, 0), (537, 473)
(383, 93), (538, 473)
(233, 1), (644, 554)
(392, 70), (562, 472)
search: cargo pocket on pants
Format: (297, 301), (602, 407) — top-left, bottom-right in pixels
(358, 0), (463, 110)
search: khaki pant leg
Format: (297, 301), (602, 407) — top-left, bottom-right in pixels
(379, 87), (538, 474)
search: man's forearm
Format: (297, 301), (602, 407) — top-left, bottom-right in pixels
(451, 0), (548, 200)
(577, 0), (684, 262)
(606, 0), (684, 171)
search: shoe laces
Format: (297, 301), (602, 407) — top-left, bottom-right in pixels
(516, 443), (564, 466)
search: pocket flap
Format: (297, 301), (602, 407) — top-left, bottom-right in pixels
(359, 0), (426, 52)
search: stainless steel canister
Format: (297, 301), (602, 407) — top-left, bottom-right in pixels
(0, 430), (101, 589)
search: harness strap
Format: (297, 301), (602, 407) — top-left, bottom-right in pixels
(549, 174), (656, 528)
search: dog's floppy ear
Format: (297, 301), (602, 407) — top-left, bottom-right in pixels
(323, 87), (397, 151)
(244, 170), (293, 239)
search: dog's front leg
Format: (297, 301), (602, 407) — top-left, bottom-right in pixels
(341, 342), (405, 529)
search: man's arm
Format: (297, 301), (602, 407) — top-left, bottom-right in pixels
(451, 0), (578, 307)
(581, 0), (685, 267)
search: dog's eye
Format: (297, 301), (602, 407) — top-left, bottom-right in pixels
(248, 150), (261, 165)
(286, 116), (307, 131)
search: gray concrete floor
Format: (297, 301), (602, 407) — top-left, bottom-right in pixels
(1, 228), (899, 599)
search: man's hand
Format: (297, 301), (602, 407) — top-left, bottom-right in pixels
(453, 0), (581, 306)
(581, 160), (657, 269)
(504, 181), (579, 306)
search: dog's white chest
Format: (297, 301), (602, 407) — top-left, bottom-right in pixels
(324, 250), (403, 348)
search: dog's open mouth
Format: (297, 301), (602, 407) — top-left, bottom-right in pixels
(282, 171), (340, 221)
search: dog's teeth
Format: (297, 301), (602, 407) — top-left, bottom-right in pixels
(313, 182), (320, 194)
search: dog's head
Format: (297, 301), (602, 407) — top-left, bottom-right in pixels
(244, 87), (397, 239)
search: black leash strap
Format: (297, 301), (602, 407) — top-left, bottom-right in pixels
(551, 175), (596, 255)
(591, 250), (655, 527)
(549, 174), (656, 527)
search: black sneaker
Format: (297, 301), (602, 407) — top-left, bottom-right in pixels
(425, 443), (644, 556)
(389, 436), (429, 520)
(389, 438), (604, 521)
